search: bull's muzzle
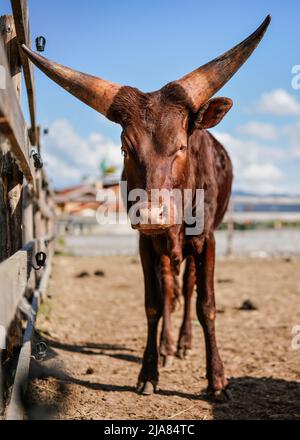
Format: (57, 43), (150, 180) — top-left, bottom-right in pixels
(130, 201), (177, 234)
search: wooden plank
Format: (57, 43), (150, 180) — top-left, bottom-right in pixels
(0, 16), (23, 257)
(0, 42), (34, 181)
(40, 192), (55, 220)
(34, 192), (55, 221)
(22, 183), (33, 246)
(6, 249), (53, 420)
(42, 166), (54, 198)
(10, 0), (36, 144)
(0, 15), (21, 98)
(6, 290), (39, 420)
(224, 212), (300, 223)
(0, 351), (3, 413)
(0, 242), (34, 332)
(38, 247), (53, 300)
(0, 134), (12, 262)
(231, 196), (300, 206)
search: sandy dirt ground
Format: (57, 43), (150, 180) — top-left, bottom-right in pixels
(27, 255), (300, 420)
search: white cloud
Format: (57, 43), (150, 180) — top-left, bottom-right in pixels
(243, 163), (283, 181)
(258, 89), (300, 116)
(213, 131), (286, 194)
(214, 131), (284, 166)
(42, 116), (299, 195)
(43, 119), (122, 188)
(237, 118), (300, 161)
(237, 122), (279, 141)
(281, 119), (300, 159)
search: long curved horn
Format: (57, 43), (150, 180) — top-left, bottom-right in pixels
(21, 45), (121, 117)
(175, 15), (271, 112)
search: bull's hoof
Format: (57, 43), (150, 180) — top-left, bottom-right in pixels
(209, 388), (232, 403)
(137, 381), (157, 395)
(176, 348), (185, 359)
(176, 348), (191, 360)
(161, 355), (174, 368)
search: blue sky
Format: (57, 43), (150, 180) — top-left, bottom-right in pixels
(3, 0), (300, 193)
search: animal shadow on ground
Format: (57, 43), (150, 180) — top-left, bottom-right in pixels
(29, 359), (300, 420)
(29, 332), (300, 419)
(212, 376), (300, 420)
(36, 330), (142, 364)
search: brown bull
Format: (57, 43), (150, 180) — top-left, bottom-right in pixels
(22, 15), (270, 401)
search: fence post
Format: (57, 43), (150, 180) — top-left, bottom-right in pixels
(0, 16), (24, 410)
(22, 184), (33, 245)
(0, 133), (12, 263)
(0, 3), (54, 418)
(0, 15), (21, 98)
(0, 15), (23, 258)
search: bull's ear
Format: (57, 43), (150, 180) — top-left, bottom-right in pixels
(193, 97), (233, 130)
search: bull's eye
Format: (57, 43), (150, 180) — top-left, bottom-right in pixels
(121, 148), (128, 158)
(179, 145), (187, 152)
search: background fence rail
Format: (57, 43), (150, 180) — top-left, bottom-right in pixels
(0, 0), (55, 419)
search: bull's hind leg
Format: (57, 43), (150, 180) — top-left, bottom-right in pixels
(195, 233), (230, 402)
(172, 272), (181, 312)
(177, 256), (195, 359)
(159, 255), (176, 368)
(137, 235), (163, 395)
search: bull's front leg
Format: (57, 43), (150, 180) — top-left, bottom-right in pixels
(159, 255), (176, 368)
(137, 235), (163, 395)
(195, 232), (230, 402)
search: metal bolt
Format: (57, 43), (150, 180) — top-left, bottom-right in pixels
(32, 252), (47, 270)
(35, 36), (46, 52)
(30, 147), (43, 170)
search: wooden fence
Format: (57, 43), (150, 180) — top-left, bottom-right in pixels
(0, 0), (55, 420)
(224, 195), (300, 256)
